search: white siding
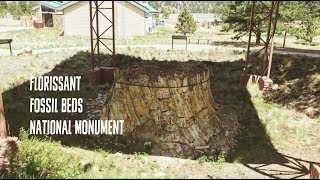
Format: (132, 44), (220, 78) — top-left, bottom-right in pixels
(63, 1), (90, 36)
(63, 1), (146, 37)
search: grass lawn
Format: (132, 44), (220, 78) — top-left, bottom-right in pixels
(1, 27), (319, 51)
(0, 46), (319, 178)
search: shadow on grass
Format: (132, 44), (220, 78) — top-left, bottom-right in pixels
(243, 154), (318, 179)
(204, 60), (285, 164)
(265, 54), (319, 118)
(2, 51), (315, 178)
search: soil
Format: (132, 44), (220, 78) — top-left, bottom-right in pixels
(111, 55), (208, 82)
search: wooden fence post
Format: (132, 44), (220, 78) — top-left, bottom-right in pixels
(283, 31), (287, 48)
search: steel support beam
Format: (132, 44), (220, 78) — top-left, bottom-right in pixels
(242, 1), (280, 89)
(89, 0), (115, 67)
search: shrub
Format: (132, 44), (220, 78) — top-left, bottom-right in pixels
(3, 128), (82, 179)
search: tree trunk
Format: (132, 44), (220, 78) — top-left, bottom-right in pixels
(255, 28), (261, 45)
(100, 61), (236, 158)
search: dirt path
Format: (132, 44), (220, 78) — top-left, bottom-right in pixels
(0, 26), (33, 33)
(65, 146), (312, 178)
(1, 44), (319, 58)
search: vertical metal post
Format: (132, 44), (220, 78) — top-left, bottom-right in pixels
(262, 1), (275, 76)
(112, 1), (115, 58)
(95, 1), (100, 68)
(267, 1), (280, 78)
(172, 37), (173, 49)
(89, 1), (94, 70)
(9, 43), (12, 55)
(186, 38), (187, 51)
(244, 1), (255, 75)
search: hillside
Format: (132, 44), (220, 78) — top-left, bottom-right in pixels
(146, 1), (220, 14)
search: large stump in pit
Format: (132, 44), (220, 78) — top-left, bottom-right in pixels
(101, 60), (227, 157)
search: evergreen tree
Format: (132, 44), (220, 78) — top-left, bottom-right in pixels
(0, 2), (8, 17)
(222, 1), (271, 44)
(4, 1), (36, 19)
(277, 1), (320, 43)
(222, 1), (320, 44)
(175, 8), (197, 35)
(209, 1), (227, 19)
(162, 9), (170, 19)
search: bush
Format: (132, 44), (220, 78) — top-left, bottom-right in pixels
(3, 129), (82, 179)
(175, 8), (197, 35)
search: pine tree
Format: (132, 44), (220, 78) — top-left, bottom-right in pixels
(175, 8), (197, 35)
(0, 2), (8, 17)
(162, 9), (170, 19)
(277, 1), (320, 44)
(222, 1), (271, 45)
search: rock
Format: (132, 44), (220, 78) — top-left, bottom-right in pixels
(165, 125), (176, 132)
(92, 165), (100, 172)
(144, 142), (152, 146)
(81, 161), (93, 172)
(24, 47), (32, 54)
(115, 152), (123, 157)
(155, 172), (166, 177)
(16, 47), (32, 56)
(195, 145), (210, 150)
(208, 156), (215, 161)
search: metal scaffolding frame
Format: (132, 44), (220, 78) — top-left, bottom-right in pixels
(242, 1), (280, 82)
(89, 1), (115, 71)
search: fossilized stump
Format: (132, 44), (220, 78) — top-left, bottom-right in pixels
(101, 61), (225, 157)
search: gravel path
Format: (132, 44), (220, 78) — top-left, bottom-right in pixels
(0, 26), (33, 33)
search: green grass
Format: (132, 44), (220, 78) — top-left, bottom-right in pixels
(2, 51), (102, 136)
(3, 129), (82, 179)
(1, 26), (319, 52)
(0, 50), (79, 91)
(0, 46), (319, 178)
(0, 28), (90, 50)
(248, 85), (318, 149)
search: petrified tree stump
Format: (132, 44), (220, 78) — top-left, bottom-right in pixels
(101, 60), (225, 157)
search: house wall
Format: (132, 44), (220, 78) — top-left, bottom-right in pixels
(116, 1), (146, 37)
(34, 6), (63, 29)
(63, 1), (90, 36)
(34, 7), (43, 22)
(63, 1), (146, 37)
(53, 14), (63, 29)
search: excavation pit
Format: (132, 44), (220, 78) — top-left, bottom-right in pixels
(101, 58), (239, 158)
